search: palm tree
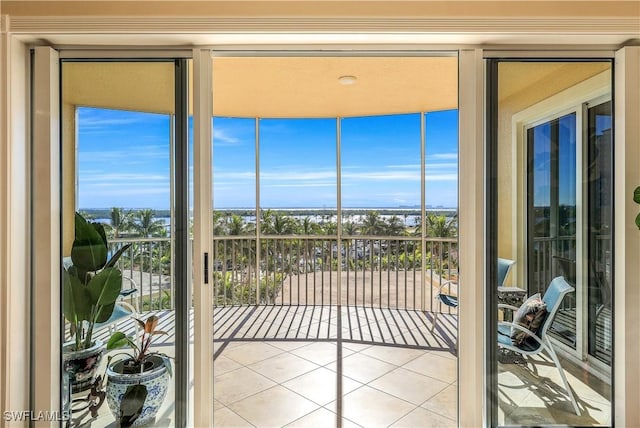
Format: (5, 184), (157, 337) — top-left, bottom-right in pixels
(425, 213), (457, 238)
(212, 210), (227, 236)
(360, 211), (385, 236)
(298, 217), (320, 235)
(228, 214), (247, 236)
(260, 209), (275, 234)
(271, 212), (295, 235)
(133, 209), (166, 237)
(384, 215), (406, 236)
(107, 207), (133, 238)
(343, 221), (358, 236)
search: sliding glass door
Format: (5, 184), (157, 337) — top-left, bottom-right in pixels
(60, 59), (192, 427)
(488, 59), (613, 426)
(208, 54), (459, 427)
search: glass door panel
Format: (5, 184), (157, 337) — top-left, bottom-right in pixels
(61, 60), (190, 427)
(490, 60), (612, 426)
(587, 101), (613, 365)
(210, 55), (458, 428)
(527, 112), (578, 349)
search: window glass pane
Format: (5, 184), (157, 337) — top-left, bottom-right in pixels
(493, 61), (612, 426)
(213, 116), (256, 236)
(61, 61), (179, 426)
(587, 101), (613, 366)
(210, 55), (458, 428)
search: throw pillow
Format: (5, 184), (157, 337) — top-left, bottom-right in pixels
(510, 293), (548, 347)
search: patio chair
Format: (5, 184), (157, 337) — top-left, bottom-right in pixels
(431, 258), (516, 333)
(497, 276), (580, 415)
(430, 279), (457, 333)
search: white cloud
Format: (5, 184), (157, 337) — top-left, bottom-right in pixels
(213, 128), (241, 145)
(426, 173), (458, 181)
(428, 153), (458, 161)
(263, 182), (335, 188)
(79, 146), (168, 161)
(81, 173), (168, 183)
(426, 162), (458, 170)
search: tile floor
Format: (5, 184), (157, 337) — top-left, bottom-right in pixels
(497, 353), (611, 426)
(72, 305), (612, 427)
(213, 340), (458, 428)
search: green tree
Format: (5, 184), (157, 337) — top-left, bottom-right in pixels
(212, 210), (228, 236)
(298, 217), (320, 235)
(133, 209), (166, 237)
(107, 207), (133, 238)
(228, 214), (247, 236)
(360, 211), (386, 235)
(384, 215), (406, 236)
(425, 213), (457, 238)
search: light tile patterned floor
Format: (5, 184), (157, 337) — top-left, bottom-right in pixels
(212, 306), (458, 427)
(74, 305), (611, 427)
(214, 341), (458, 428)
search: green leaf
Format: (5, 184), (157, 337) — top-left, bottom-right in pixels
(105, 243), (132, 268)
(71, 213), (108, 272)
(635, 212), (640, 230)
(634, 187), (640, 205)
(106, 332), (129, 350)
(94, 302), (116, 323)
(119, 384), (147, 427)
(63, 269), (91, 322)
(92, 221), (108, 247)
(87, 267), (122, 309)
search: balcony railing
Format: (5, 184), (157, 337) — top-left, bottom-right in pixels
(212, 235), (458, 312)
(108, 237), (174, 311)
(107, 235), (459, 314)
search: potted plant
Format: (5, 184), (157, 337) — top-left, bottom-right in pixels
(104, 315), (172, 427)
(63, 212), (131, 393)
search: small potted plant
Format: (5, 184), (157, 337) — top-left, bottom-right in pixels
(104, 315), (172, 427)
(63, 212), (131, 392)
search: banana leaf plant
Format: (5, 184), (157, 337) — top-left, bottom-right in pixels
(63, 212), (131, 351)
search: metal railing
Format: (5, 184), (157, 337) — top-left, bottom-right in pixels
(529, 236), (576, 295)
(107, 235), (459, 313)
(212, 235), (458, 312)
(108, 237), (174, 311)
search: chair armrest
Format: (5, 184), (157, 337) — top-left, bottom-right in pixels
(120, 277), (139, 312)
(117, 300), (138, 317)
(435, 279), (457, 294)
(498, 303), (519, 312)
(120, 288), (137, 297)
(498, 321), (544, 347)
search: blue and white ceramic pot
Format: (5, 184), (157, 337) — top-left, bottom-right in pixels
(62, 339), (104, 393)
(106, 355), (171, 426)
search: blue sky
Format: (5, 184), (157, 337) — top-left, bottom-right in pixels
(531, 113), (576, 207)
(78, 107), (459, 210)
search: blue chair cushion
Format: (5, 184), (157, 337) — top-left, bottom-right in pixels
(498, 324), (513, 347)
(437, 294), (458, 308)
(498, 323), (541, 352)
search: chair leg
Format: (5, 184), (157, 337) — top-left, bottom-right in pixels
(431, 311), (439, 332)
(545, 340), (580, 415)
